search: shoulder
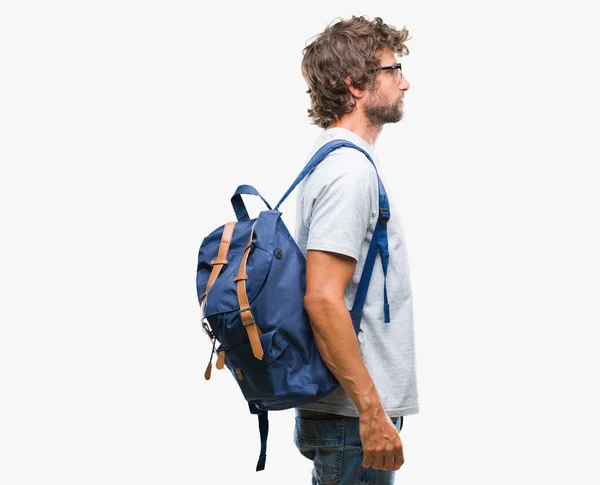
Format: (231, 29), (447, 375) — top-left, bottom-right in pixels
(304, 147), (379, 192)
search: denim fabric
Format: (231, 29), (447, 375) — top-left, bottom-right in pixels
(293, 408), (404, 485)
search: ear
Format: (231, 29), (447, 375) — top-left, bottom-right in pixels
(345, 75), (365, 99)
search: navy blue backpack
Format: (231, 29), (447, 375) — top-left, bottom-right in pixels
(196, 140), (391, 471)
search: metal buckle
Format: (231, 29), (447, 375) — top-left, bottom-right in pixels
(202, 318), (214, 340)
(239, 307), (255, 326)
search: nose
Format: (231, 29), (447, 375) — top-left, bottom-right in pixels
(399, 74), (410, 91)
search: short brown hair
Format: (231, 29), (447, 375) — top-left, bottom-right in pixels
(301, 16), (410, 129)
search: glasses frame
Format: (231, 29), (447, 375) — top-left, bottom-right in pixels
(369, 62), (403, 81)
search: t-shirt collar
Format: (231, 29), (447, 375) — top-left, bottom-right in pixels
(322, 127), (375, 157)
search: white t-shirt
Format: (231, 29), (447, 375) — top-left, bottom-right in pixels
(295, 127), (419, 418)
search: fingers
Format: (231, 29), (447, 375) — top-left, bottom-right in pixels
(372, 452), (385, 470)
(383, 452), (394, 470)
(392, 437), (404, 470)
(366, 451), (403, 470)
(392, 448), (404, 471)
(362, 442), (404, 470)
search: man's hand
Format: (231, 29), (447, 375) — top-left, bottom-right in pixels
(359, 410), (404, 471)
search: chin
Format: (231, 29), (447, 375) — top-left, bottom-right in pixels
(395, 107), (404, 121)
(386, 110), (403, 124)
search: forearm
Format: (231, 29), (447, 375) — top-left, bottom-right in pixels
(304, 295), (383, 416)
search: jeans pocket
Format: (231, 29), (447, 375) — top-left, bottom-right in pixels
(294, 417), (345, 484)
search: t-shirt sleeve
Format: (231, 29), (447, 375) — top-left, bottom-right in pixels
(302, 150), (378, 262)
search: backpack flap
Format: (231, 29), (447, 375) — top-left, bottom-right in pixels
(197, 215), (276, 351)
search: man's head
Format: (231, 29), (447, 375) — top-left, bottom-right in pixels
(301, 16), (410, 130)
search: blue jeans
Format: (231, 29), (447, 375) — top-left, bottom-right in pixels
(293, 408), (404, 485)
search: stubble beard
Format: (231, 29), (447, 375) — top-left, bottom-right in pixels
(364, 88), (404, 128)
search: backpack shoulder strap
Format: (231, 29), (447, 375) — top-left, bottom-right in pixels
(274, 139), (388, 212)
(276, 139), (392, 324)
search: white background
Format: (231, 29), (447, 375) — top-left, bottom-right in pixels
(1, 0), (599, 484)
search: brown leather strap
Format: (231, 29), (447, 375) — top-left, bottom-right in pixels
(204, 363), (212, 380)
(216, 350), (225, 370)
(236, 222), (264, 360)
(201, 222), (237, 301)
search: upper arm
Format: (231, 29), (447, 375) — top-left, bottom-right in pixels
(301, 150), (378, 261)
(301, 150), (378, 303)
(305, 249), (356, 303)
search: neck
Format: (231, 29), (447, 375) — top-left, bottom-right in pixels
(330, 113), (382, 146)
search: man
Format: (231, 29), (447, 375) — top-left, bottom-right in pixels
(293, 16), (419, 484)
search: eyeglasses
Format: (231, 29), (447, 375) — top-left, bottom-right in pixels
(369, 62), (403, 82)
